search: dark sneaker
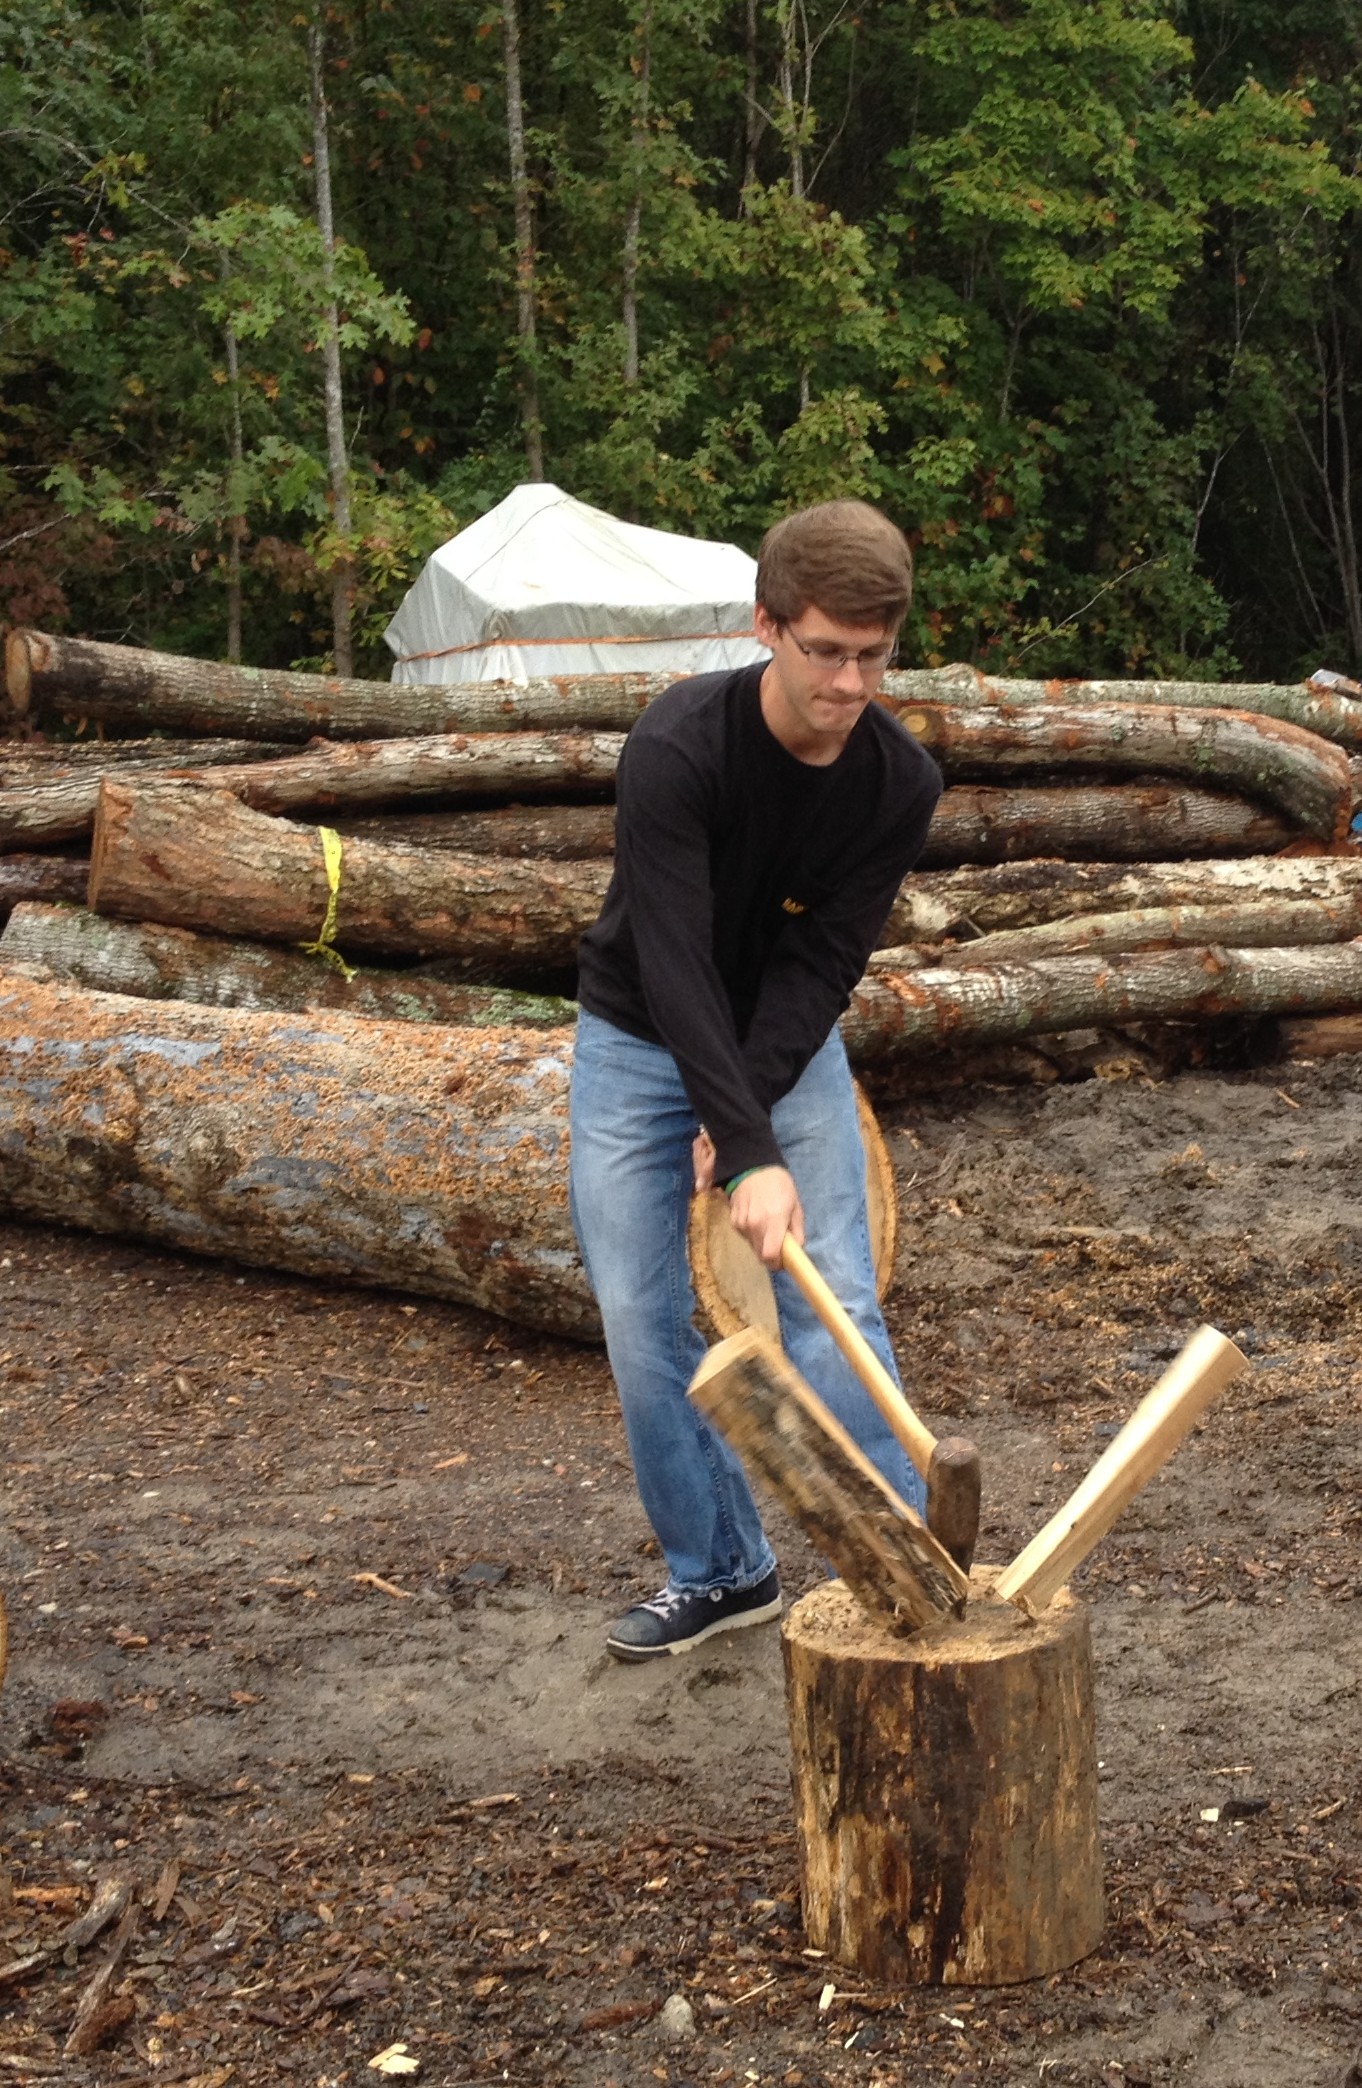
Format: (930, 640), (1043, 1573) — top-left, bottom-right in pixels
(605, 1569), (782, 1662)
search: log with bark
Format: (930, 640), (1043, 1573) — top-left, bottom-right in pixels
(841, 941), (1362, 1063)
(6, 627), (671, 741)
(877, 662), (1362, 750)
(886, 853), (1362, 944)
(884, 702), (1353, 840)
(319, 802), (618, 859)
(916, 781), (1291, 865)
(327, 785), (1290, 870)
(0, 904), (577, 1028)
(0, 739), (296, 850)
(89, 779), (610, 971)
(0, 967), (596, 1337)
(871, 894), (1362, 970)
(0, 853), (89, 926)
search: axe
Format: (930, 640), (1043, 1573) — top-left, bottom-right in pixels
(779, 1236), (982, 1574)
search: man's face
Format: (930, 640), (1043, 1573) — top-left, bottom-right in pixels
(753, 602), (898, 763)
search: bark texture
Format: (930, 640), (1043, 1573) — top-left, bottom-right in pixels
(873, 894), (1362, 970)
(886, 854), (1362, 944)
(918, 782), (1291, 866)
(878, 663), (1362, 749)
(886, 701), (1352, 840)
(783, 1575), (1104, 1984)
(0, 853), (88, 925)
(0, 905), (576, 1028)
(6, 629), (668, 739)
(89, 780), (610, 970)
(0, 740), (294, 849)
(0, 968), (595, 1337)
(186, 730), (624, 817)
(842, 941), (1362, 1062)
(322, 803), (618, 859)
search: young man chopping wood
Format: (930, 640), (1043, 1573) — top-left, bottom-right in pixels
(571, 499), (941, 1661)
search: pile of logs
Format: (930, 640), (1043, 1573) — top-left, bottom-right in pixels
(4, 626), (1362, 1332)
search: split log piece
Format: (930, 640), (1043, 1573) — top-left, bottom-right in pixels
(996, 1326), (1248, 1613)
(0, 968), (595, 1337)
(885, 853), (1362, 945)
(878, 662), (1362, 750)
(688, 1328), (969, 1631)
(0, 739), (295, 850)
(6, 628), (671, 740)
(887, 702), (1352, 840)
(1276, 1013), (1362, 1060)
(320, 802), (618, 859)
(844, 942), (1362, 1063)
(0, 904), (576, 1028)
(917, 781), (1291, 865)
(89, 779), (610, 970)
(784, 1574), (1104, 1984)
(0, 853), (88, 927)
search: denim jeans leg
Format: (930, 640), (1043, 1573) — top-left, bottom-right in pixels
(569, 1010), (777, 1594)
(770, 1031), (928, 1518)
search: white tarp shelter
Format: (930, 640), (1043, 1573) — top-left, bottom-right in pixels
(384, 481), (766, 685)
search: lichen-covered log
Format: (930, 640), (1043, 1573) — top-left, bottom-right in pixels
(917, 781), (1290, 866)
(784, 1575), (1103, 1985)
(842, 941), (1362, 1061)
(0, 904), (576, 1027)
(885, 853), (1362, 944)
(0, 739), (296, 850)
(89, 780), (610, 970)
(872, 894), (1362, 970)
(885, 702), (1352, 839)
(6, 628), (670, 741)
(321, 802), (618, 859)
(0, 968), (596, 1336)
(0, 853), (89, 926)
(878, 662), (1362, 750)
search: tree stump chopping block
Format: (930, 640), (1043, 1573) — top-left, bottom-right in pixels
(783, 1572), (1103, 1986)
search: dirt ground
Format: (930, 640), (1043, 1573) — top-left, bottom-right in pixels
(2, 1054), (1362, 2087)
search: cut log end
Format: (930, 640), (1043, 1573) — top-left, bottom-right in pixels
(4, 629), (40, 716)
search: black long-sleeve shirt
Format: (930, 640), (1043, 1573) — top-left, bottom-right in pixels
(576, 662), (942, 1183)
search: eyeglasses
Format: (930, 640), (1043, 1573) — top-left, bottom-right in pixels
(784, 629), (899, 676)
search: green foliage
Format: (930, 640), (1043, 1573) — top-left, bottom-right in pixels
(2, 0), (1360, 677)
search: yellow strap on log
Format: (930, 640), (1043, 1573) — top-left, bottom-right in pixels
(298, 824), (357, 981)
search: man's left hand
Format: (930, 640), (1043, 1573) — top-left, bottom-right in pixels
(692, 1130), (716, 1194)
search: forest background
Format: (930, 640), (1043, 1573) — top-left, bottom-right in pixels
(2, 0), (1360, 687)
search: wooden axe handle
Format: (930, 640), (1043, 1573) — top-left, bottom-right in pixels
(779, 1236), (937, 1480)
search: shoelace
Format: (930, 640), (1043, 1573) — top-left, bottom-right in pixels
(640, 1584), (722, 1617)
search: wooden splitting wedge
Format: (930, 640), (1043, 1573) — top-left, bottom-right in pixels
(779, 1236), (983, 1574)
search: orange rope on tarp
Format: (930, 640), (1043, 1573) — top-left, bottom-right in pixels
(396, 627), (757, 663)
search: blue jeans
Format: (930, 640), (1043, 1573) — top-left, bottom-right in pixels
(569, 1008), (925, 1593)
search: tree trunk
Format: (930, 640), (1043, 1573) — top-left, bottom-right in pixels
(886, 853), (1362, 945)
(621, 1), (652, 390)
(323, 802), (617, 859)
(0, 741), (295, 850)
(841, 941), (1362, 1064)
(918, 782), (1291, 866)
(88, 779), (610, 970)
(170, 730), (625, 818)
(0, 854), (88, 926)
(877, 664), (1362, 751)
(0, 967), (594, 1337)
(5, 629), (668, 739)
(502, 0), (544, 480)
(0, 904), (576, 1029)
(784, 1576), (1103, 1985)
(873, 894), (1362, 971)
(309, 19), (354, 676)
(888, 701), (1352, 840)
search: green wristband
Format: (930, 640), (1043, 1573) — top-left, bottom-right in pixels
(724, 1168), (765, 1195)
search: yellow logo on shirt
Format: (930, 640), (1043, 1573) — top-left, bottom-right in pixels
(781, 896), (807, 915)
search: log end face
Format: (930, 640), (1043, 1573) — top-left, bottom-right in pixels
(4, 628), (39, 716)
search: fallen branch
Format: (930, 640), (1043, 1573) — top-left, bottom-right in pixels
(64, 1903), (138, 2058)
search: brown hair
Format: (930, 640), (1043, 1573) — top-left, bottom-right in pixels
(756, 499), (912, 630)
